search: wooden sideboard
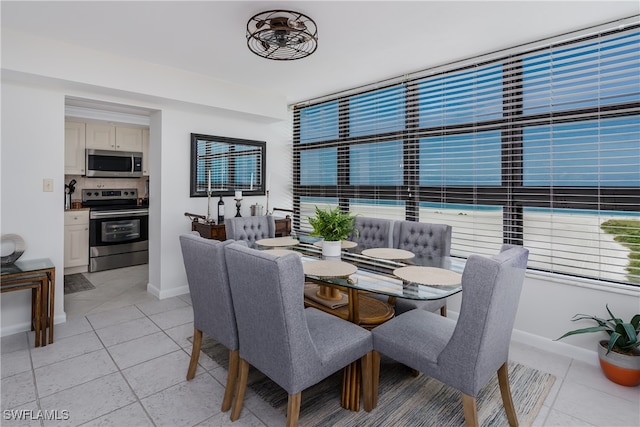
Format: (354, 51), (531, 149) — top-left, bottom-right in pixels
(191, 217), (292, 240)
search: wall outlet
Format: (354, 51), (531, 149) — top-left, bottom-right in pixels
(43, 178), (54, 192)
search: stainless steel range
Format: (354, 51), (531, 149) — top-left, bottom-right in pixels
(82, 188), (148, 272)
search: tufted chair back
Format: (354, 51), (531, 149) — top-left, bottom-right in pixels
(225, 216), (275, 246)
(393, 221), (452, 258)
(349, 216), (394, 250)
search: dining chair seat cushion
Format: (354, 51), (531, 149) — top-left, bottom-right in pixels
(392, 298), (446, 316)
(373, 309), (455, 367)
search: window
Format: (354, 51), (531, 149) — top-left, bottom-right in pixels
(293, 22), (640, 286)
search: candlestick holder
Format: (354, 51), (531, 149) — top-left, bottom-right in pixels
(234, 198), (242, 217)
(206, 191), (215, 223)
(265, 189), (271, 215)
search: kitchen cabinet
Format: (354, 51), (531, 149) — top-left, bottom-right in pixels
(86, 123), (143, 152)
(142, 128), (150, 176)
(64, 210), (89, 273)
(65, 121), (86, 175)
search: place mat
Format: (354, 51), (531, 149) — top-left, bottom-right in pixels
(263, 249), (302, 257)
(255, 237), (300, 247)
(393, 266), (462, 287)
(361, 247), (415, 260)
(303, 283), (349, 309)
(303, 260), (357, 278)
(313, 240), (358, 249)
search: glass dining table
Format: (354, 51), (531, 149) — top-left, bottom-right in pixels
(254, 237), (466, 411)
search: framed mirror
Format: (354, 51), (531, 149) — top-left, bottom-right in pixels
(190, 133), (266, 197)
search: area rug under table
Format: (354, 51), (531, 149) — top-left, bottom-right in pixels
(198, 336), (555, 426)
(63, 273), (96, 294)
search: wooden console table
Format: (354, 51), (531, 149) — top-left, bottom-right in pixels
(191, 217), (292, 240)
(1, 258), (56, 347)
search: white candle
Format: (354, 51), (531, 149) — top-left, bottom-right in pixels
(208, 170), (211, 192)
(235, 190), (242, 200)
(250, 173), (254, 191)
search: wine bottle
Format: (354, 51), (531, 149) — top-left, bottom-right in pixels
(217, 195), (225, 224)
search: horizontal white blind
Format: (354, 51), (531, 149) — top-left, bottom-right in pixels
(293, 23), (640, 286)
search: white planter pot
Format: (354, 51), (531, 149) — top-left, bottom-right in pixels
(321, 240), (342, 258)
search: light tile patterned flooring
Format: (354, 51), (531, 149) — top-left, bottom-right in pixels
(1, 265), (639, 426)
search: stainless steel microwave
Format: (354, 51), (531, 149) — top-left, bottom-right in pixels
(86, 149), (143, 178)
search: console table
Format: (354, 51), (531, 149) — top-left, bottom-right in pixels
(1, 258), (56, 347)
(191, 217), (292, 240)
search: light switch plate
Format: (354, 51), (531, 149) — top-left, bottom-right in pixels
(43, 178), (54, 192)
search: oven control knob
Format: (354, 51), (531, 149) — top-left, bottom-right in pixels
(124, 191), (129, 195)
(94, 192), (99, 196)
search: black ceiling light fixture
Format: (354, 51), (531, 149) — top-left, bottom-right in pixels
(246, 10), (318, 60)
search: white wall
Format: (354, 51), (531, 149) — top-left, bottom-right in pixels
(1, 82), (66, 334)
(1, 30), (292, 336)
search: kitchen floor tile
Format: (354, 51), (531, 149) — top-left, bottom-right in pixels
(121, 350), (193, 399)
(0, 370), (36, 411)
(148, 305), (193, 330)
(78, 402), (154, 427)
(1, 348), (31, 379)
(140, 373), (224, 427)
(564, 358), (640, 403)
(45, 315), (93, 340)
(30, 331), (103, 369)
(543, 408), (597, 426)
(106, 331), (180, 370)
(164, 321), (195, 350)
(86, 305), (145, 330)
(40, 372), (136, 426)
(95, 316), (160, 348)
(34, 349), (117, 397)
(136, 296), (188, 316)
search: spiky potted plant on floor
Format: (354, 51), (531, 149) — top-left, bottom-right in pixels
(557, 304), (640, 387)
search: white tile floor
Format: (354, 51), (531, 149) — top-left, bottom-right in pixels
(1, 265), (639, 426)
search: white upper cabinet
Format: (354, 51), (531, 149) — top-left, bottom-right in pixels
(116, 126), (143, 152)
(86, 123), (116, 150)
(86, 123), (142, 152)
(65, 121), (86, 175)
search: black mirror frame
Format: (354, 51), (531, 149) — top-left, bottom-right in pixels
(190, 133), (266, 197)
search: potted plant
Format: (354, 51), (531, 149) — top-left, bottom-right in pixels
(308, 206), (357, 257)
(557, 305), (640, 387)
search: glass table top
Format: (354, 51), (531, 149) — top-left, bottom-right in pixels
(1, 258), (55, 276)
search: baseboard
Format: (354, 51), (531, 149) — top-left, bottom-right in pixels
(0, 312), (67, 338)
(146, 282), (189, 300)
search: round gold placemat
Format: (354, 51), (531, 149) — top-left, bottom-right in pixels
(393, 266), (461, 287)
(313, 240), (358, 249)
(263, 249), (302, 257)
(303, 260), (357, 278)
(362, 248), (415, 260)
(255, 237), (300, 247)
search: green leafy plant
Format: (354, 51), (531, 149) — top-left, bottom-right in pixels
(557, 304), (640, 355)
(308, 206), (357, 242)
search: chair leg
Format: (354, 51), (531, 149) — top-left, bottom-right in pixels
(462, 393), (479, 427)
(497, 362), (519, 427)
(371, 351), (380, 408)
(440, 304), (447, 317)
(221, 349), (239, 412)
(230, 359), (250, 421)
(285, 392), (301, 427)
(186, 328), (202, 380)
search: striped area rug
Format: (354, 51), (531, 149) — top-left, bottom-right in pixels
(200, 337), (555, 426)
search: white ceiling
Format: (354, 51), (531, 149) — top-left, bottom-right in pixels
(2, 1), (639, 104)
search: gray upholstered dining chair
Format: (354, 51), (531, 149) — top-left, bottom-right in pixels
(348, 216), (394, 250)
(179, 233), (247, 412)
(224, 243), (376, 426)
(371, 245), (529, 426)
(371, 221), (453, 316)
(224, 215), (275, 246)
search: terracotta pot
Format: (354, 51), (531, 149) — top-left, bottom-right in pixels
(597, 340), (640, 387)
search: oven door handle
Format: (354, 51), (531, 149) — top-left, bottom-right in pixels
(90, 210), (148, 219)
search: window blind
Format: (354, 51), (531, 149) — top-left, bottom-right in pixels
(293, 20), (640, 286)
